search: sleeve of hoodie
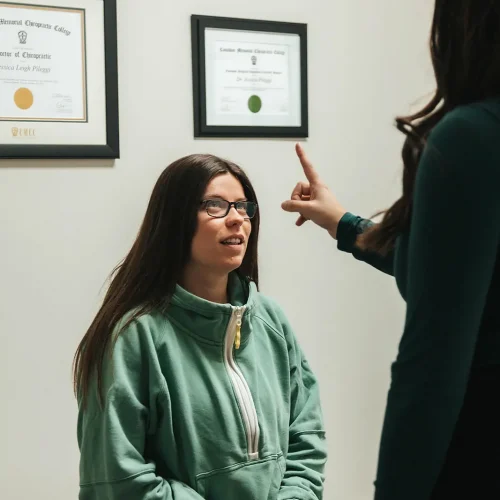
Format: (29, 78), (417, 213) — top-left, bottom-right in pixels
(278, 313), (328, 500)
(77, 318), (206, 500)
(336, 212), (395, 276)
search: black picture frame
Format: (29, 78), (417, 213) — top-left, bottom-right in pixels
(0, 0), (119, 159)
(191, 14), (308, 138)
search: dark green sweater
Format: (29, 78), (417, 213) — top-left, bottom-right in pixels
(336, 99), (500, 499)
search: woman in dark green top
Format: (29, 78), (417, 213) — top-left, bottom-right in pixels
(282, 1), (500, 499)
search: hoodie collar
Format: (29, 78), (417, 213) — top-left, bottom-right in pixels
(168, 272), (257, 345)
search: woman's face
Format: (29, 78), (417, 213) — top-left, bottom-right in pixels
(189, 173), (253, 277)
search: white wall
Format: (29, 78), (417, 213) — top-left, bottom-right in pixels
(1, 1), (435, 499)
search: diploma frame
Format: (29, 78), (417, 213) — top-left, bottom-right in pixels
(0, 0), (119, 159)
(191, 14), (308, 138)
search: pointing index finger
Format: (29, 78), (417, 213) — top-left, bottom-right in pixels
(295, 143), (319, 185)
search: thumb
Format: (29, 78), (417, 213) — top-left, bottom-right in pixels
(281, 199), (310, 214)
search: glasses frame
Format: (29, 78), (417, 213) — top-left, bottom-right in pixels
(200, 198), (258, 219)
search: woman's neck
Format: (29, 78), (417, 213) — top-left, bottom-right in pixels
(180, 266), (229, 304)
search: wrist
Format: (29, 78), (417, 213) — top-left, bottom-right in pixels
(326, 210), (347, 239)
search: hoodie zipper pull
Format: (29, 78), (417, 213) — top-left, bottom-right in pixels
(235, 308), (242, 350)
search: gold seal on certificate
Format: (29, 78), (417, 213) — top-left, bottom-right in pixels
(191, 15), (308, 138)
(0, 0), (119, 160)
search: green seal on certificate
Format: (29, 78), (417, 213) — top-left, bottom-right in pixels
(248, 95), (262, 113)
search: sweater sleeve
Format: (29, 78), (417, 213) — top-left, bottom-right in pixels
(77, 319), (206, 500)
(278, 317), (328, 500)
(336, 212), (395, 276)
(373, 109), (500, 499)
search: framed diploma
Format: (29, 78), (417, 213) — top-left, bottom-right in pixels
(0, 0), (119, 159)
(191, 14), (308, 138)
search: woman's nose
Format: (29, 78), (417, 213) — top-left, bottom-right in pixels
(226, 207), (245, 225)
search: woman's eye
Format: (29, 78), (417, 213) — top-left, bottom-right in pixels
(207, 200), (222, 208)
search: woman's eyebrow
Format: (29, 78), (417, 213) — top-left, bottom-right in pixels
(204, 194), (248, 201)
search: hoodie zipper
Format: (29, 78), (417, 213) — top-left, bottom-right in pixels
(235, 308), (242, 349)
(223, 306), (260, 460)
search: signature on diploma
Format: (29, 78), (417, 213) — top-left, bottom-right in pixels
(52, 93), (73, 113)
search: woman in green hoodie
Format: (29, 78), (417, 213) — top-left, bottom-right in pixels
(73, 154), (327, 500)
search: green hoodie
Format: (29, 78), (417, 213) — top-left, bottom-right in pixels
(77, 272), (327, 500)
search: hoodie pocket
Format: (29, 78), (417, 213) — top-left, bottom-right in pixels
(196, 453), (285, 500)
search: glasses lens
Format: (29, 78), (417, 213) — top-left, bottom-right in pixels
(205, 199), (229, 217)
(239, 201), (257, 218)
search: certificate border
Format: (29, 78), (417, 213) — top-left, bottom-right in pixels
(0, 1), (88, 123)
(0, 0), (119, 159)
(191, 14), (308, 138)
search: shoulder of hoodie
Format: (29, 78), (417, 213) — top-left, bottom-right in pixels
(427, 98), (500, 157)
(111, 307), (174, 355)
(252, 290), (298, 344)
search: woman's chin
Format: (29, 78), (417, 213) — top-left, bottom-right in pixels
(219, 255), (245, 273)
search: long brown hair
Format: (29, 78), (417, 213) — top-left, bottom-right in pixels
(73, 154), (260, 407)
(361, 0), (500, 254)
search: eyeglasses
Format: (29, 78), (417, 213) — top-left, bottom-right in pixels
(200, 198), (258, 219)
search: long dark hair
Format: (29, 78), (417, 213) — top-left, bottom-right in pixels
(73, 154), (260, 407)
(361, 0), (500, 254)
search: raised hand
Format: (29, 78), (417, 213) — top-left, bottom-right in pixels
(281, 143), (347, 239)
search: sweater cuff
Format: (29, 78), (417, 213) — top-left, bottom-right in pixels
(337, 212), (363, 253)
